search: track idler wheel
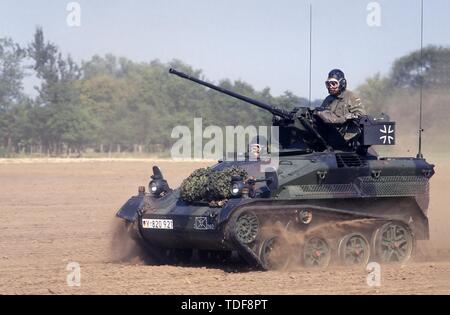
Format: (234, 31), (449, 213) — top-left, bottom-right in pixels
(338, 233), (370, 266)
(371, 221), (414, 264)
(258, 235), (290, 270)
(303, 236), (331, 268)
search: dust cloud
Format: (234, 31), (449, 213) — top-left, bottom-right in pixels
(368, 88), (450, 260)
(109, 218), (148, 265)
(0, 157), (449, 294)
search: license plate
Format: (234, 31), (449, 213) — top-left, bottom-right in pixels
(142, 218), (173, 229)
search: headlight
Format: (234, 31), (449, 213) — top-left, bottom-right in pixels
(231, 181), (245, 197)
(148, 166), (170, 197)
(149, 179), (168, 197)
(150, 182), (159, 193)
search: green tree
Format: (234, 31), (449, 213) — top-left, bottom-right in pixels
(391, 45), (450, 88)
(28, 27), (91, 154)
(0, 37), (27, 154)
(357, 73), (393, 114)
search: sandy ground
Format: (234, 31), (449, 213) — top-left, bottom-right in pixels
(0, 158), (449, 295)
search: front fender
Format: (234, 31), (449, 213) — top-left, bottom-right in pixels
(116, 194), (146, 222)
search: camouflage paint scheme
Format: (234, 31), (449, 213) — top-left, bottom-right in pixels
(115, 69), (434, 268)
(117, 153), (433, 250)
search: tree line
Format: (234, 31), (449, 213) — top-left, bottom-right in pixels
(1, 27), (449, 157)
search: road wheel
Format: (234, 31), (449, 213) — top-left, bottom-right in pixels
(259, 236), (290, 270)
(234, 211), (260, 244)
(338, 233), (370, 266)
(371, 221), (414, 264)
(303, 236), (331, 268)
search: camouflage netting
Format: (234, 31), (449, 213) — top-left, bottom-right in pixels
(180, 166), (248, 203)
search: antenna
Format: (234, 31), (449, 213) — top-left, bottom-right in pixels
(417, 0), (424, 158)
(308, 4), (313, 107)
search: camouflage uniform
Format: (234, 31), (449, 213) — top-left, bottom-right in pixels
(316, 90), (366, 124)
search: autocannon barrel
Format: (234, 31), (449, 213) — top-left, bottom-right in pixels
(169, 68), (292, 119)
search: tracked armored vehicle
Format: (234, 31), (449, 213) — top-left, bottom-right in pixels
(116, 68), (434, 270)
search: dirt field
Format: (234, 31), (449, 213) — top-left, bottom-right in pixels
(0, 158), (449, 295)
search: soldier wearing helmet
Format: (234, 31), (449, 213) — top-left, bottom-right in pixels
(316, 69), (366, 125)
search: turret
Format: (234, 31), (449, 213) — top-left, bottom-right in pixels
(169, 68), (396, 155)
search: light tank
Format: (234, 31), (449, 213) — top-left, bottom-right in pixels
(115, 68), (434, 269)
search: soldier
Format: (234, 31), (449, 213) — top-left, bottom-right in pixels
(314, 69), (366, 143)
(316, 69), (366, 124)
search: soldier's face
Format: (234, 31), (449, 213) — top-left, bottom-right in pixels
(325, 79), (340, 95)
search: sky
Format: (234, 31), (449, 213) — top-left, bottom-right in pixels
(0, 0), (449, 100)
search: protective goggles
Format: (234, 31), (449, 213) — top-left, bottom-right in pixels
(325, 79), (340, 87)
